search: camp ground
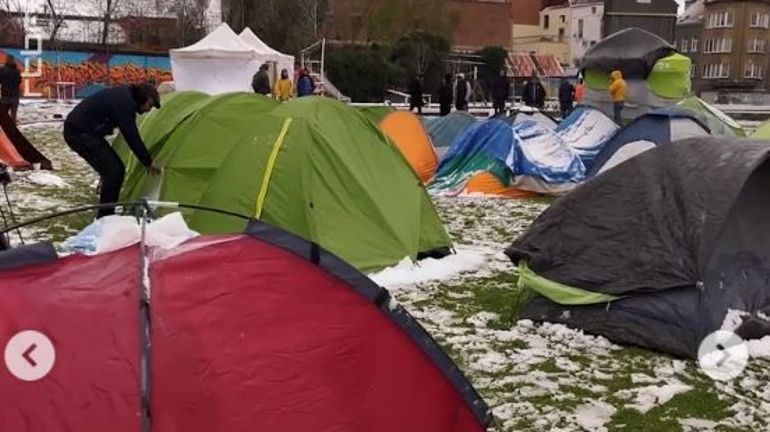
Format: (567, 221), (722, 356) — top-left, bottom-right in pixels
(3, 26), (770, 432)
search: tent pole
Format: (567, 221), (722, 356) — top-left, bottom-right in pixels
(137, 202), (152, 432)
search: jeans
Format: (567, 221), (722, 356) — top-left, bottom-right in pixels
(64, 130), (125, 218)
(613, 101), (624, 125)
(560, 103), (573, 119)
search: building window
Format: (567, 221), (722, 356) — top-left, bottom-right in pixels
(690, 64), (697, 78)
(707, 11), (735, 29)
(544, 14), (550, 30)
(691, 38), (698, 53)
(703, 38), (733, 54)
(591, 6), (597, 14)
(748, 38), (766, 53)
(703, 63), (730, 79)
(681, 39), (688, 53)
(745, 63), (764, 79)
(559, 28), (565, 42)
(560, 15), (566, 24)
(750, 12), (770, 28)
(578, 19), (584, 38)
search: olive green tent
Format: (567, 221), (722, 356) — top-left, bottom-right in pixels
(357, 105), (395, 125)
(752, 120), (770, 140)
(115, 93), (451, 272)
(677, 97), (745, 138)
(584, 53), (691, 100)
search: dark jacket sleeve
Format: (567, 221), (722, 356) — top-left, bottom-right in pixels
(112, 99), (152, 167)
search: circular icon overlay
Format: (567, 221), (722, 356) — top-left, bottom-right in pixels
(4, 330), (56, 382)
(698, 330), (748, 381)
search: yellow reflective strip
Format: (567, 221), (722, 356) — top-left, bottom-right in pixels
(255, 118), (293, 218)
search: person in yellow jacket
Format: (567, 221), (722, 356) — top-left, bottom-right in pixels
(273, 69), (293, 102)
(608, 70), (627, 125)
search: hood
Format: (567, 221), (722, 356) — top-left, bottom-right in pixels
(611, 70), (623, 81)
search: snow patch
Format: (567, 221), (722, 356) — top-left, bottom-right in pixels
(25, 172), (68, 188)
(679, 418), (718, 431)
(618, 382), (693, 414)
(747, 336), (770, 358)
(574, 400), (616, 431)
(466, 311), (498, 328)
(367, 246), (490, 289)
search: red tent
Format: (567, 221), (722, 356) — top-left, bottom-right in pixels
(0, 220), (490, 431)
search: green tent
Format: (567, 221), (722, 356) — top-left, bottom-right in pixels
(678, 97), (746, 138)
(357, 105), (395, 125)
(585, 53), (691, 100)
(752, 120), (770, 139)
(117, 93), (451, 272)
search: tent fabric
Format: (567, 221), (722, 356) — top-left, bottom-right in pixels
(588, 108), (710, 176)
(555, 105), (619, 171)
(752, 121), (770, 140)
(678, 97), (745, 138)
(0, 221), (490, 431)
(0, 129), (27, 168)
(425, 111), (477, 153)
(646, 54), (692, 100)
(580, 28), (676, 79)
(118, 94), (451, 273)
(358, 106), (395, 125)
(509, 109), (559, 130)
(430, 118), (585, 197)
(238, 27), (295, 77)
(380, 111), (438, 184)
(506, 138), (770, 358)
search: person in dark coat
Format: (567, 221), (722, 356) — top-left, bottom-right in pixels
(522, 76), (546, 109)
(0, 55), (22, 125)
(251, 64), (271, 95)
(558, 78), (575, 119)
(492, 70), (510, 115)
(63, 83), (161, 218)
(408, 75), (424, 115)
(454, 74), (471, 111)
(438, 74), (453, 116)
(297, 68), (316, 97)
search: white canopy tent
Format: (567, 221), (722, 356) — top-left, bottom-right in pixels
(170, 23), (260, 94)
(239, 28), (295, 77)
(170, 24), (295, 95)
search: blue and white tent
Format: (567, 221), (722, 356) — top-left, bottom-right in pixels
(588, 108), (711, 177)
(556, 106), (619, 171)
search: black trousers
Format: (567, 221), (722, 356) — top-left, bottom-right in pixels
(493, 99), (506, 115)
(440, 103), (452, 116)
(64, 130), (125, 218)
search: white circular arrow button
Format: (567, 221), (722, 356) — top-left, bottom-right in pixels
(698, 330), (748, 381)
(4, 330), (56, 382)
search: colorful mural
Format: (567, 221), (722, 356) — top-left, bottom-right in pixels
(0, 47), (172, 99)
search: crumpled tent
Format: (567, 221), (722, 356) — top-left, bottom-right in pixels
(116, 93), (451, 272)
(506, 138), (770, 358)
(555, 105), (619, 171)
(588, 108), (710, 176)
(0, 219), (490, 431)
(580, 28), (676, 79)
(430, 118), (585, 197)
(678, 97), (745, 137)
(0, 109), (52, 170)
(425, 112), (477, 157)
(380, 111), (438, 184)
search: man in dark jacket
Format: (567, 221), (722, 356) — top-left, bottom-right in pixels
(0, 55), (21, 125)
(558, 78), (575, 119)
(522, 76), (546, 109)
(408, 74), (424, 114)
(492, 70), (510, 115)
(297, 68), (316, 97)
(64, 83), (161, 218)
(252, 64), (271, 95)
(455, 74), (471, 111)
(438, 74), (453, 116)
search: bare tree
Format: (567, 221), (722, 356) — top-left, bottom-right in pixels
(173, 0), (207, 45)
(44, 0), (65, 43)
(0, 0), (28, 42)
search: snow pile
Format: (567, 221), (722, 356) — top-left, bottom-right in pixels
(573, 400), (616, 431)
(368, 246), (491, 289)
(617, 382), (692, 414)
(25, 172), (68, 188)
(679, 418), (718, 431)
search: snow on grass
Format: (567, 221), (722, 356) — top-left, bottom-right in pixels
(368, 245), (491, 289)
(617, 382), (693, 414)
(24, 171), (69, 188)
(574, 400), (616, 431)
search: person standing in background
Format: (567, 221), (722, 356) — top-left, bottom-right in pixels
(297, 68), (316, 97)
(454, 74), (471, 112)
(273, 69), (293, 102)
(492, 70), (510, 116)
(252, 64), (271, 95)
(558, 78), (575, 119)
(609, 70), (627, 125)
(408, 74), (424, 115)
(438, 74), (453, 116)
(0, 55), (22, 125)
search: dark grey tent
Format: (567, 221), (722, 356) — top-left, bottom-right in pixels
(506, 138), (770, 358)
(580, 28), (675, 79)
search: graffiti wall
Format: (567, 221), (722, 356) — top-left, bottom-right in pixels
(0, 47), (172, 99)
